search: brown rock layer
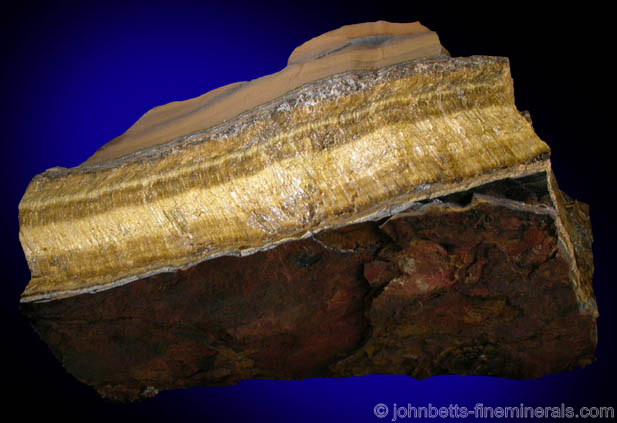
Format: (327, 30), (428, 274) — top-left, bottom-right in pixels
(20, 172), (597, 401)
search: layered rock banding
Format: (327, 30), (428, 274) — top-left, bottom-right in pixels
(18, 21), (597, 401)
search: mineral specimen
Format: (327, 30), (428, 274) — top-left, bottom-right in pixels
(18, 21), (597, 401)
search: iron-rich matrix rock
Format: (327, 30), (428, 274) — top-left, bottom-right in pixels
(18, 21), (597, 401)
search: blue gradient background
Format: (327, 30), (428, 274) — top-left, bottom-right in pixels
(2, 1), (615, 421)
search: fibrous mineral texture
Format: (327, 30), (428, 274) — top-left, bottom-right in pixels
(18, 21), (597, 401)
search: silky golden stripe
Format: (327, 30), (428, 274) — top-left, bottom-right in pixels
(21, 102), (548, 300)
(20, 79), (511, 225)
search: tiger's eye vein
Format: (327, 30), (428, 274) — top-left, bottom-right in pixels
(20, 23), (549, 302)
